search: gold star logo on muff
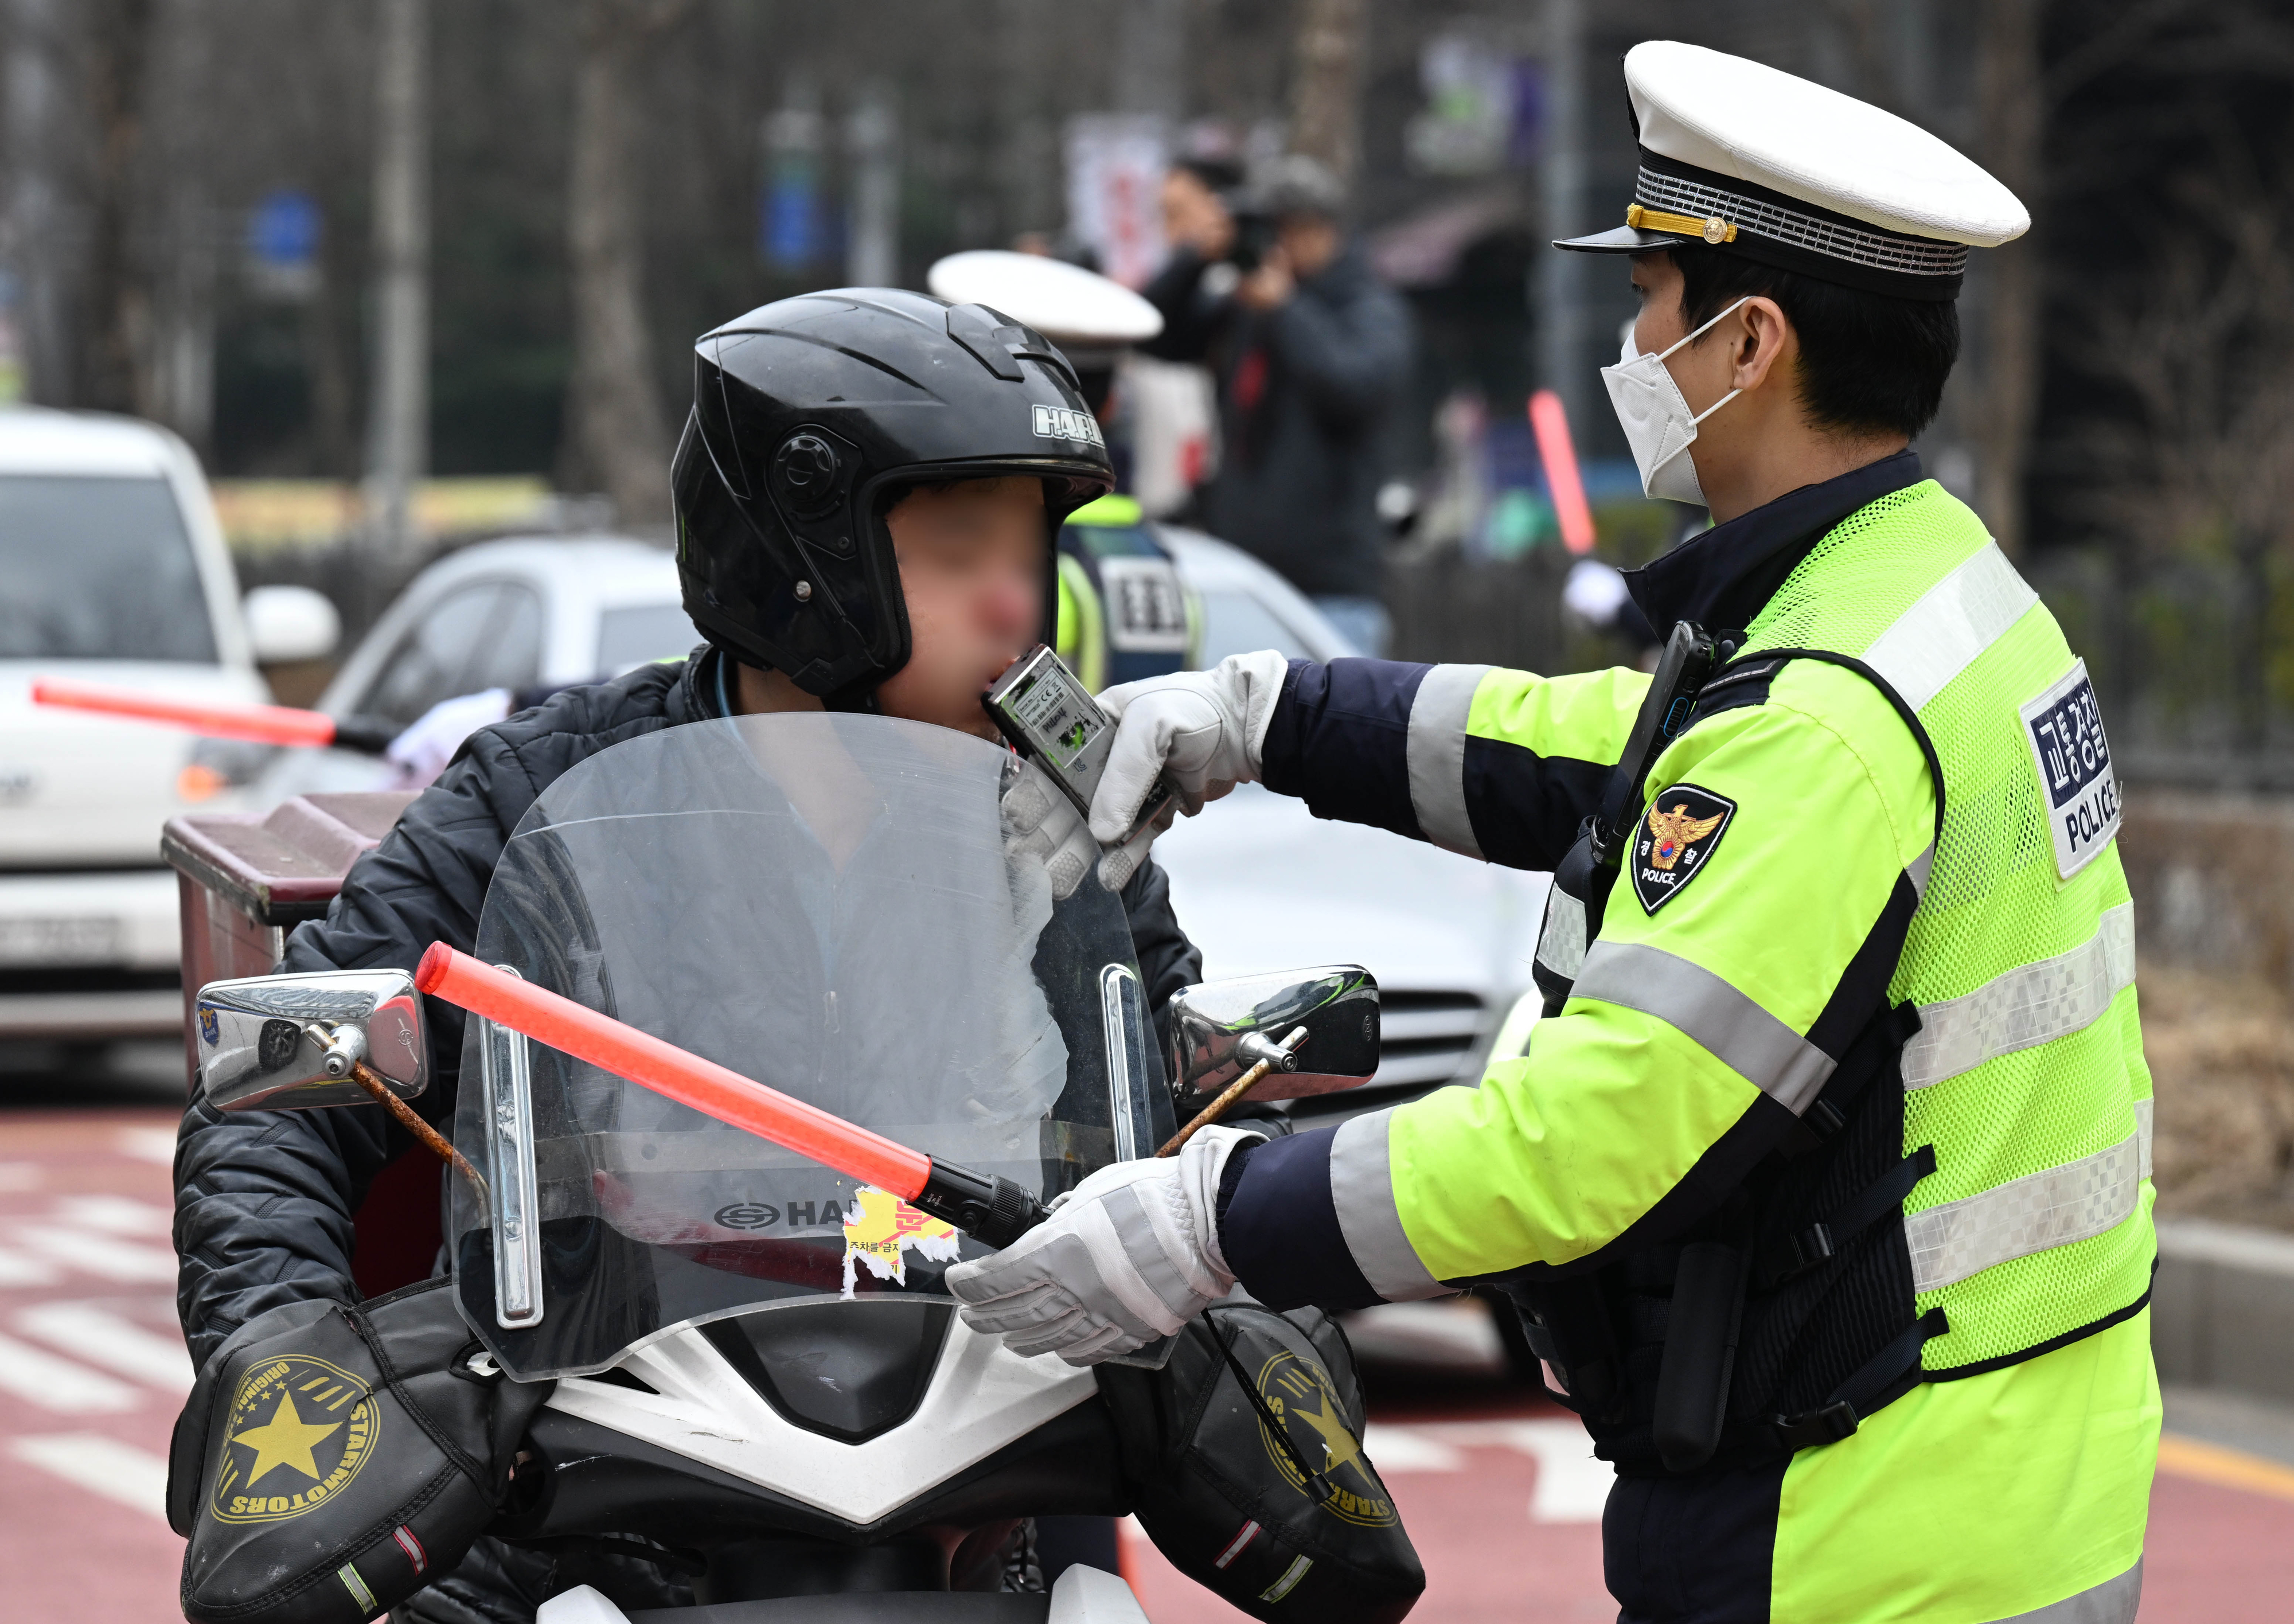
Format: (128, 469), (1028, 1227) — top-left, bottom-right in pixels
(208, 1354), (378, 1524)
(1250, 1347), (1396, 1528)
(1632, 785), (1737, 914)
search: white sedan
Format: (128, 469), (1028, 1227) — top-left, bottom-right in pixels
(249, 535), (701, 803)
(0, 408), (340, 1040)
(1152, 526), (1547, 1127)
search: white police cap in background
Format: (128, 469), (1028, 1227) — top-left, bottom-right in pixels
(1557, 40), (2029, 302)
(926, 251), (1164, 356)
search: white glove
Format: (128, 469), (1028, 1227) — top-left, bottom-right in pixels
(1000, 759), (1099, 901)
(385, 688), (512, 788)
(944, 1125), (1260, 1365)
(1089, 649), (1290, 862)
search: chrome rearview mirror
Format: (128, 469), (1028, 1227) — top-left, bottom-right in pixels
(1169, 965), (1379, 1103)
(195, 970), (427, 1111)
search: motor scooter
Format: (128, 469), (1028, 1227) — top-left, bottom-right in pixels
(187, 710), (1390, 1623)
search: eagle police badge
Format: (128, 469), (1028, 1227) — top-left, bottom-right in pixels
(1632, 785), (1737, 914)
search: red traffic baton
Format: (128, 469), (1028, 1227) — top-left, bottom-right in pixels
(1528, 388), (1597, 557)
(413, 942), (1047, 1246)
(31, 678), (397, 754)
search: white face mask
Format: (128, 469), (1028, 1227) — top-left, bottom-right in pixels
(1600, 296), (1751, 506)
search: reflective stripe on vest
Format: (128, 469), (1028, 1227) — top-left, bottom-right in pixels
(1534, 885), (1590, 983)
(1902, 904), (2136, 1091)
(1835, 536), (2151, 1305)
(1860, 542), (2039, 710)
(1906, 1105), (2152, 1294)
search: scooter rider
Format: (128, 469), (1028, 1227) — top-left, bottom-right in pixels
(947, 42), (2155, 1624)
(171, 288), (1201, 1620)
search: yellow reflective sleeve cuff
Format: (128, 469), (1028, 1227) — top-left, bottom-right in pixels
(1466, 664), (1651, 760)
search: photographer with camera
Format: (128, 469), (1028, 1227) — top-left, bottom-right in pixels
(1144, 154), (1411, 655)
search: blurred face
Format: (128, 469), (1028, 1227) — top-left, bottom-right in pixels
(1161, 167), (1234, 259)
(1277, 214), (1340, 278)
(873, 476), (1047, 738)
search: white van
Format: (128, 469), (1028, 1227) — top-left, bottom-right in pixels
(0, 409), (334, 1042)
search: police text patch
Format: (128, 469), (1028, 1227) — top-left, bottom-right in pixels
(2020, 659), (2120, 880)
(1632, 784), (1737, 915)
(1098, 556), (1191, 652)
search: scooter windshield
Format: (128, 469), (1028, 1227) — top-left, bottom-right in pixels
(447, 712), (1170, 1380)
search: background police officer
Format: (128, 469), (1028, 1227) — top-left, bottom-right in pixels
(948, 41), (2155, 1624)
(928, 248), (1201, 693)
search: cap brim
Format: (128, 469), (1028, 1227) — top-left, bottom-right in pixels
(1552, 225), (1694, 255)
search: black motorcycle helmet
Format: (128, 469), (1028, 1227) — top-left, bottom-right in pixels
(673, 287), (1115, 701)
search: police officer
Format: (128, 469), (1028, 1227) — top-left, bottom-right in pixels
(927, 249), (1200, 692)
(172, 288), (1201, 1620)
(947, 42), (2153, 1624)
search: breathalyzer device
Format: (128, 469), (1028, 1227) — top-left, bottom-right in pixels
(984, 644), (1177, 841)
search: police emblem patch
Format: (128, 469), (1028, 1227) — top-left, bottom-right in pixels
(198, 1005), (220, 1047)
(2020, 659), (2120, 881)
(209, 1354), (378, 1524)
(1631, 784), (1737, 915)
(1250, 1348), (1396, 1528)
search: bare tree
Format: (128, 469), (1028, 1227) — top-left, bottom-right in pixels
(79, 0), (154, 413)
(2063, 144), (2294, 752)
(1968, 0), (2044, 556)
(368, 0), (427, 556)
(1288, 0), (1366, 190)
(565, 0), (690, 529)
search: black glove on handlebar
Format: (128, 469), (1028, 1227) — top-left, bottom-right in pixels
(169, 1278), (552, 1624)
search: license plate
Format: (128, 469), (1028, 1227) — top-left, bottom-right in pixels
(0, 916), (124, 966)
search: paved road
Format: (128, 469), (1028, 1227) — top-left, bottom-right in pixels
(1, 1098), (2289, 1621)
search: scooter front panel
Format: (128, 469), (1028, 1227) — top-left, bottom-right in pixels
(544, 1311), (1097, 1525)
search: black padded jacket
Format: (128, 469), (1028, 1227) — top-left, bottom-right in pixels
(171, 650), (1204, 1373)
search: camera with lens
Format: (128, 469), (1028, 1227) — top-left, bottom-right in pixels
(1223, 194), (1281, 274)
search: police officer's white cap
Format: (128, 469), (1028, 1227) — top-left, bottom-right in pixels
(1556, 41), (2028, 302)
(926, 251), (1164, 352)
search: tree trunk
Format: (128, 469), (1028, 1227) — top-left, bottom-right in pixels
(565, 0), (688, 530)
(1972, 0), (2044, 555)
(366, 0), (428, 557)
(1288, 0), (1367, 191)
(80, 0), (155, 414)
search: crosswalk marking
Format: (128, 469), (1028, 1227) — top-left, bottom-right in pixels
(0, 1245), (59, 1289)
(1360, 1419), (1613, 1524)
(1360, 1423), (1465, 1473)
(117, 1126), (179, 1166)
(10, 1432), (171, 1520)
(15, 1227), (178, 1284)
(0, 1330), (141, 1413)
(17, 1302), (192, 1393)
(53, 1195), (173, 1237)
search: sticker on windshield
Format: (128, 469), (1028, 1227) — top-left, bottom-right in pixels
(2021, 659), (2120, 881)
(842, 1186), (962, 1296)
